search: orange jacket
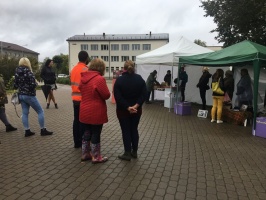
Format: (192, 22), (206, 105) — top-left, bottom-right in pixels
(70, 62), (88, 101)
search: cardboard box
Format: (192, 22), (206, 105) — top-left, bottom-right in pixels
(175, 102), (191, 115)
(255, 117), (266, 138)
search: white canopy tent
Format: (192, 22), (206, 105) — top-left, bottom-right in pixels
(136, 36), (217, 106)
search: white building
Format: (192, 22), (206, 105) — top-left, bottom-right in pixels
(66, 32), (169, 78)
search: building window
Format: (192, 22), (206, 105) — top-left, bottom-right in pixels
(116, 67), (120, 71)
(101, 44), (109, 50)
(91, 56), (98, 59)
(143, 44), (151, 50)
(106, 67), (109, 72)
(121, 56), (129, 62)
(111, 67), (114, 72)
(81, 44), (88, 51)
(132, 56), (136, 61)
(111, 44), (119, 51)
(132, 44), (140, 50)
(122, 44), (129, 51)
(91, 44), (98, 51)
(111, 56), (119, 62)
(101, 56), (109, 61)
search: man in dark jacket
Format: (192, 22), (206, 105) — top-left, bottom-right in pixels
(178, 67), (188, 102)
(197, 67), (212, 110)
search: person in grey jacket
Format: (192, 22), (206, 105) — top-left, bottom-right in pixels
(236, 68), (253, 109)
(145, 70), (159, 104)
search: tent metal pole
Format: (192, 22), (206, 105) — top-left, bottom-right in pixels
(252, 59), (260, 135)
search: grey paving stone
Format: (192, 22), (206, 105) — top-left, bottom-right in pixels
(1, 83), (266, 200)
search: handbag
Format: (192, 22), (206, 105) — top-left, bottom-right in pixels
(11, 92), (20, 105)
(11, 92), (21, 118)
(211, 78), (224, 95)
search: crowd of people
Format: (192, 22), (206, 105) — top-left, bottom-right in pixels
(1, 51), (254, 161)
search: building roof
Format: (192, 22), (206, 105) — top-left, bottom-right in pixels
(0, 41), (39, 55)
(66, 33), (169, 42)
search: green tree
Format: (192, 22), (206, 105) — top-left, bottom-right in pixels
(201, 0), (266, 47)
(194, 39), (207, 47)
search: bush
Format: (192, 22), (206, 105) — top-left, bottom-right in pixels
(56, 77), (70, 85)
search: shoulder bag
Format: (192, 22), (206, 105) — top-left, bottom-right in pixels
(212, 78), (224, 95)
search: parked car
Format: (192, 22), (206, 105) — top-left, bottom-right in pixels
(58, 74), (69, 78)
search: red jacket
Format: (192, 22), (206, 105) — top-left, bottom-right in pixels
(79, 71), (110, 125)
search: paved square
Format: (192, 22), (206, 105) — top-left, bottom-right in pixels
(1, 81), (266, 200)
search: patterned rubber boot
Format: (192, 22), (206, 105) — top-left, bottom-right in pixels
(81, 130), (92, 161)
(91, 143), (108, 164)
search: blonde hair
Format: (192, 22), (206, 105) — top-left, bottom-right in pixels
(89, 58), (105, 76)
(124, 60), (135, 74)
(19, 57), (32, 71)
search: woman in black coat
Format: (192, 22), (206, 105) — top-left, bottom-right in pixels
(41, 59), (58, 109)
(196, 67), (212, 110)
(114, 60), (147, 161)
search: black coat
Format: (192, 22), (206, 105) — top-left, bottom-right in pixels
(114, 72), (147, 111)
(41, 66), (56, 85)
(197, 71), (212, 90)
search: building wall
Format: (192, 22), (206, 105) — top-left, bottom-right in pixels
(68, 38), (168, 78)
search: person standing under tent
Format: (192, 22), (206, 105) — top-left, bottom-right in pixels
(164, 70), (171, 86)
(145, 70), (159, 104)
(178, 66), (188, 102)
(196, 67), (212, 110)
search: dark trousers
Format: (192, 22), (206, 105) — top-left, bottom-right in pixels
(146, 91), (151, 102)
(118, 115), (141, 152)
(83, 124), (103, 144)
(180, 87), (185, 102)
(199, 88), (207, 110)
(73, 102), (84, 147)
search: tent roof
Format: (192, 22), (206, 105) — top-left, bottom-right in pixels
(179, 40), (266, 67)
(136, 36), (213, 65)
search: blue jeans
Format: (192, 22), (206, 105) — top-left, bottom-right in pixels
(19, 95), (45, 130)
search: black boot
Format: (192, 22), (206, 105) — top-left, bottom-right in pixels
(118, 152), (131, 161)
(131, 151), (138, 159)
(46, 103), (50, 109)
(25, 129), (35, 137)
(41, 128), (53, 136)
(55, 103), (58, 109)
(6, 124), (17, 132)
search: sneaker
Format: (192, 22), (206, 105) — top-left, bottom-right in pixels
(25, 129), (35, 137)
(118, 152), (131, 161)
(211, 119), (216, 123)
(6, 124), (17, 132)
(131, 151), (138, 159)
(217, 120), (223, 124)
(41, 128), (53, 136)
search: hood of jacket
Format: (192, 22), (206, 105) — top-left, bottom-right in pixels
(80, 70), (101, 84)
(16, 66), (31, 75)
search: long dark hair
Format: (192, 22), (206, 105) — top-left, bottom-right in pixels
(213, 68), (224, 81)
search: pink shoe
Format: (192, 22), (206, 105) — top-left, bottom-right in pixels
(92, 155), (108, 164)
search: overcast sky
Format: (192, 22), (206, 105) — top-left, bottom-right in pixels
(0, 0), (219, 61)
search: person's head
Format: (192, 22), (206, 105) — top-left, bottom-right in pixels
(180, 67), (185, 72)
(124, 60), (135, 74)
(45, 59), (53, 67)
(215, 68), (224, 79)
(78, 51), (90, 64)
(152, 70), (157, 75)
(202, 67), (209, 72)
(167, 70), (171, 74)
(89, 58), (106, 76)
(19, 57), (32, 71)
(241, 68), (249, 77)
(225, 70), (233, 77)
